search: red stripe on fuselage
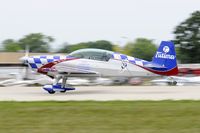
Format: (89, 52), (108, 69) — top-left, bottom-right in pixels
(141, 66), (178, 76)
(37, 58), (78, 74)
(114, 58), (179, 76)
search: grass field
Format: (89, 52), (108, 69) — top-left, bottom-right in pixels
(0, 101), (200, 133)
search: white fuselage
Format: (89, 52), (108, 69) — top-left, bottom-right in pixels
(53, 58), (155, 77)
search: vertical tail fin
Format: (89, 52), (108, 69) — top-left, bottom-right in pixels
(151, 41), (178, 75)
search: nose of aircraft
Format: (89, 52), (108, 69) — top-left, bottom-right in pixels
(19, 56), (29, 64)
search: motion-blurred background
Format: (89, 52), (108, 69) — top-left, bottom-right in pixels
(0, 0), (200, 86)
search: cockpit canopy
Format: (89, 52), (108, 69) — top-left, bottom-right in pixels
(69, 48), (113, 61)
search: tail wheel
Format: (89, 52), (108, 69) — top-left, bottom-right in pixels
(168, 81), (177, 86)
(172, 81), (177, 86)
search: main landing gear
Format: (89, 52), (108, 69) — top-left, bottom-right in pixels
(43, 75), (75, 94)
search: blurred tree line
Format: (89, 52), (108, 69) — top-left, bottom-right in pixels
(2, 33), (54, 52)
(58, 39), (157, 61)
(2, 33), (156, 60)
(1, 33), (157, 61)
(1, 10), (200, 63)
(58, 40), (113, 53)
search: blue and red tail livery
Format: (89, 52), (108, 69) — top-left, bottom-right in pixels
(144, 41), (178, 75)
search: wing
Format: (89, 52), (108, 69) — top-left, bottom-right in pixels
(56, 65), (99, 77)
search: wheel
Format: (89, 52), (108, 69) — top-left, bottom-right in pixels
(60, 90), (66, 93)
(167, 81), (177, 86)
(48, 90), (55, 94)
(172, 81), (177, 86)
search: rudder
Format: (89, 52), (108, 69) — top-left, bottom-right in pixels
(151, 41), (178, 75)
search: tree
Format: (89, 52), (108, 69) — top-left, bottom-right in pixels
(18, 33), (54, 52)
(91, 40), (113, 51)
(2, 39), (21, 52)
(2, 33), (54, 52)
(58, 40), (114, 53)
(174, 11), (200, 63)
(123, 38), (157, 61)
(112, 45), (123, 53)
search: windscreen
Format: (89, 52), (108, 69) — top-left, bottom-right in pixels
(69, 49), (113, 61)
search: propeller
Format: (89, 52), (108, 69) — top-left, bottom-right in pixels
(19, 45), (30, 80)
(19, 45), (29, 65)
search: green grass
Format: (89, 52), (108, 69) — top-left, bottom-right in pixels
(0, 101), (200, 133)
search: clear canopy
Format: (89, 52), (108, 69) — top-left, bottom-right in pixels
(69, 49), (113, 61)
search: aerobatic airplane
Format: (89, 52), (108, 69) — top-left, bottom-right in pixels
(24, 41), (178, 94)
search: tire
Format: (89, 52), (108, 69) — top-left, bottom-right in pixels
(48, 90), (55, 94)
(172, 81), (177, 86)
(167, 81), (177, 86)
(60, 90), (66, 93)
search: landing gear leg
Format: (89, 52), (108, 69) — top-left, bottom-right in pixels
(53, 75), (62, 86)
(60, 76), (67, 93)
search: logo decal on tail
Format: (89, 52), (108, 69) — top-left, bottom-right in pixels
(163, 46), (170, 53)
(155, 52), (175, 60)
(155, 43), (175, 60)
